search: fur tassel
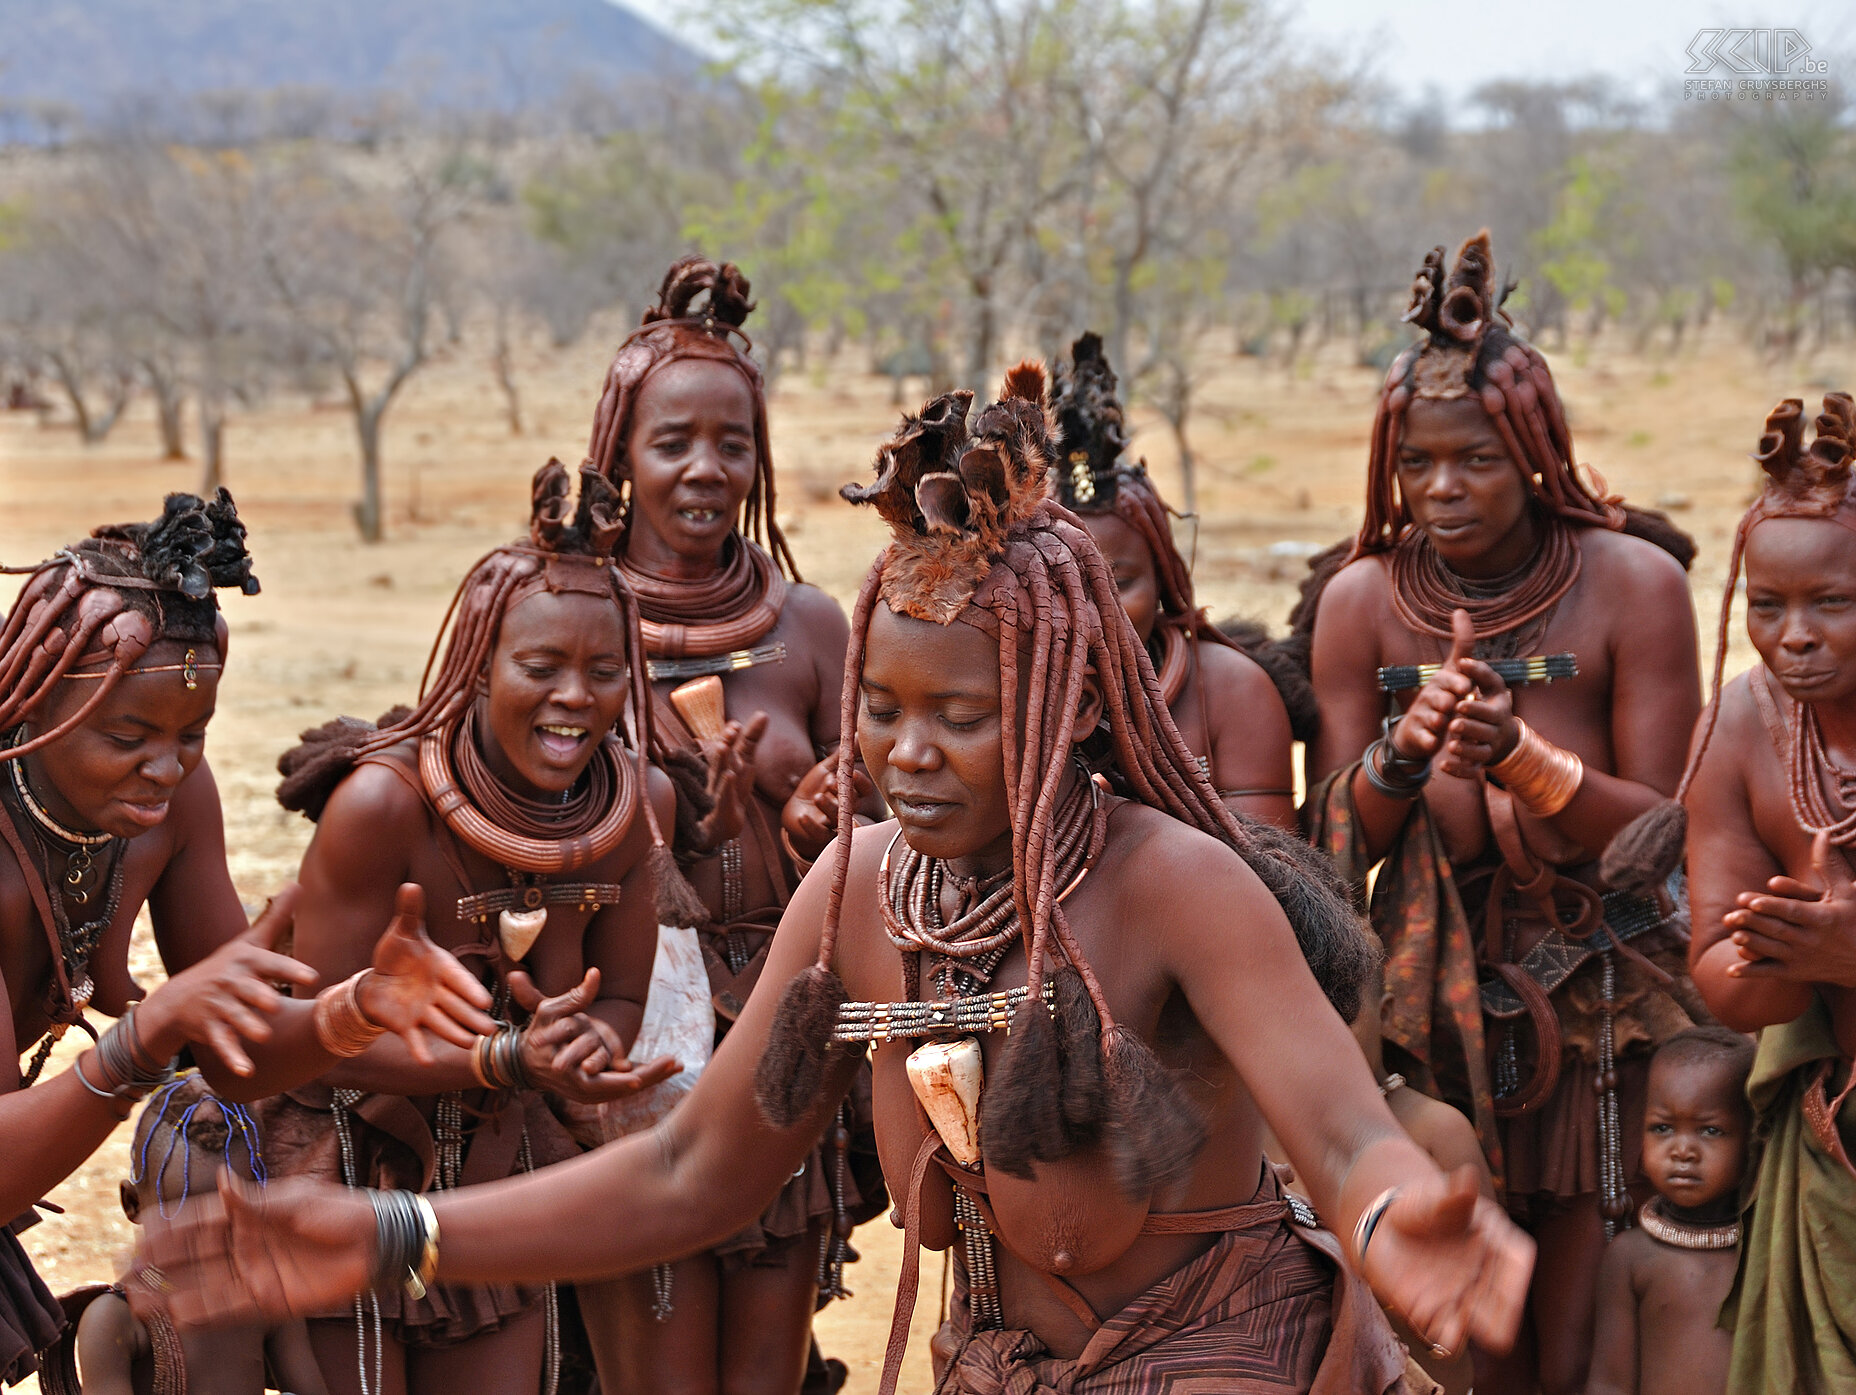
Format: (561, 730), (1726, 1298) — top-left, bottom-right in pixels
(649, 843), (710, 930)
(1105, 1030), (1208, 1198)
(1600, 798), (1688, 899)
(754, 965), (848, 1129)
(977, 994), (1069, 1178)
(1051, 966), (1107, 1143)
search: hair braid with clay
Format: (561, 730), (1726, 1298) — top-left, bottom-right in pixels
(0, 489), (259, 760)
(755, 367), (1373, 1194)
(584, 255), (797, 579)
(275, 461), (703, 925)
(1603, 392), (1856, 897)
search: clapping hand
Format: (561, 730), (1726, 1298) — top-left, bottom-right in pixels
(1726, 830), (1856, 987)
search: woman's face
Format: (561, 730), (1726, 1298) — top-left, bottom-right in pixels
(623, 357), (759, 570)
(24, 639), (220, 841)
(1744, 516), (1856, 709)
(1396, 396), (1537, 576)
(1080, 511), (1161, 643)
(480, 590), (631, 798)
(858, 603), (1012, 865)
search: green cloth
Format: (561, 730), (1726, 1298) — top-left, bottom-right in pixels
(1725, 993), (1856, 1393)
(1303, 764), (1501, 1181)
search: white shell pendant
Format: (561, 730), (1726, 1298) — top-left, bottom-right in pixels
(906, 1036), (985, 1167)
(499, 907), (548, 962)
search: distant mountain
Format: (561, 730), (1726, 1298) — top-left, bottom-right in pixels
(0, 0), (702, 121)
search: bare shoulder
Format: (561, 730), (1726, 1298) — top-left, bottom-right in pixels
(1600, 1222), (1654, 1280)
(783, 580), (849, 630)
(312, 742), (429, 846)
(1694, 671), (1764, 784)
(1101, 800), (1273, 918)
(1580, 527), (1692, 613)
(1311, 554), (1391, 629)
(1194, 641), (1285, 712)
(1390, 1087), (1488, 1183)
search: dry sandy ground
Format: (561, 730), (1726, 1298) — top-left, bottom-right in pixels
(4, 323), (1854, 1392)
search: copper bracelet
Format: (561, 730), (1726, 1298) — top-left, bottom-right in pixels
(1491, 718), (1584, 818)
(779, 827), (819, 875)
(314, 971), (386, 1059)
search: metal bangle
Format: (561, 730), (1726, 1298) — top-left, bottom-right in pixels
(1352, 1185), (1402, 1268)
(71, 1050), (131, 1111)
(1361, 737), (1431, 799)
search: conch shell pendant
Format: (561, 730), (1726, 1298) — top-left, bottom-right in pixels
(906, 1037), (984, 1166)
(499, 907), (547, 962)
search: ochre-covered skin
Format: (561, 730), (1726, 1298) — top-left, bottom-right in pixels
(577, 257), (878, 1395)
(1307, 236), (1703, 1395)
(131, 377), (1534, 1394)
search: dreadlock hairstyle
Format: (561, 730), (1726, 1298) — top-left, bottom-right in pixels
(754, 364), (1375, 1195)
(1051, 331), (1317, 737)
(275, 460), (706, 927)
(1283, 232), (1694, 676)
(0, 489), (259, 759)
(582, 255), (797, 579)
(1603, 392), (1856, 898)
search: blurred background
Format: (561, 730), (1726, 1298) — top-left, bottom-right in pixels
(1, 1), (1854, 1388)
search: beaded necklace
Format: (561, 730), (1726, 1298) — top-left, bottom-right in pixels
(836, 771), (1106, 1042)
(1638, 1195), (1739, 1250)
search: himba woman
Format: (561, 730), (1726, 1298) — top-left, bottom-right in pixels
(1049, 333), (1299, 831)
(0, 492), (494, 1386)
(1652, 393), (1856, 1390)
(1297, 231), (1706, 1395)
(131, 368), (1534, 1395)
(265, 461), (694, 1395)
(572, 256), (883, 1395)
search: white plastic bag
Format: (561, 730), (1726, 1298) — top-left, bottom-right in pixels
(596, 923), (714, 1139)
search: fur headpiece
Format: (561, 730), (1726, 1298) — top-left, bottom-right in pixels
(840, 363), (1055, 624)
(582, 256), (796, 579)
(1750, 393), (1856, 517)
(1051, 332), (1131, 509)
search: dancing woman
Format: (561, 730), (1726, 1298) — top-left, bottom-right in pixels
(134, 369), (1532, 1395)
(1050, 333), (1299, 830)
(0, 493), (491, 1385)
(573, 257), (882, 1395)
(266, 463), (686, 1395)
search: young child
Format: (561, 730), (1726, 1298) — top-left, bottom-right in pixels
(53, 1073), (329, 1395)
(1584, 1027), (1754, 1395)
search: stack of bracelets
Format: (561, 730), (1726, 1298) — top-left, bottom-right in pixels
(72, 1003), (177, 1114)
(1362, 724), (1433, 800)
(314, 971), (388, 1059)
(370, 1189), (441, 1298)
(470, 1024), (532, 1093)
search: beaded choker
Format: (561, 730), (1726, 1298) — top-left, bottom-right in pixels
(1638, 1195), (1739, 1250)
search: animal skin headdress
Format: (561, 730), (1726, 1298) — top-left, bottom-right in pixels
(1605, 393), (1856, 896)
(582, 256), (797, 579)
(0, 489), (259, 760)
(756, 364), (1372, 1199)
(1051, 331), (1131, 511)
(1355, 229), (1621, 556)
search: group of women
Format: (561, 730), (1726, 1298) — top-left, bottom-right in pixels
(9, 232), (1844, 1395)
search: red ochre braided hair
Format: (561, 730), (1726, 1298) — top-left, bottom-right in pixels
(275, 461), (705, 927)
(1603, 392), (1856, 898)
(753, 364), (1374, 1195)
(1, 489), (259, 759)
(583, 255), (797, 580)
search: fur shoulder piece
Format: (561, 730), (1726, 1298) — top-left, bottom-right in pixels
(1752, 393), (1855, 515)
(1051, 331), (1131, 510)
(276, 706), (413, 821)
(841, 364), (1056, 623)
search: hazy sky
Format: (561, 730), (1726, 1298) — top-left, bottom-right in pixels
(631, 0), (1854, 110)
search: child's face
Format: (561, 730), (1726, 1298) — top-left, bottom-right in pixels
(1642, 1057), (1748, 1211)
